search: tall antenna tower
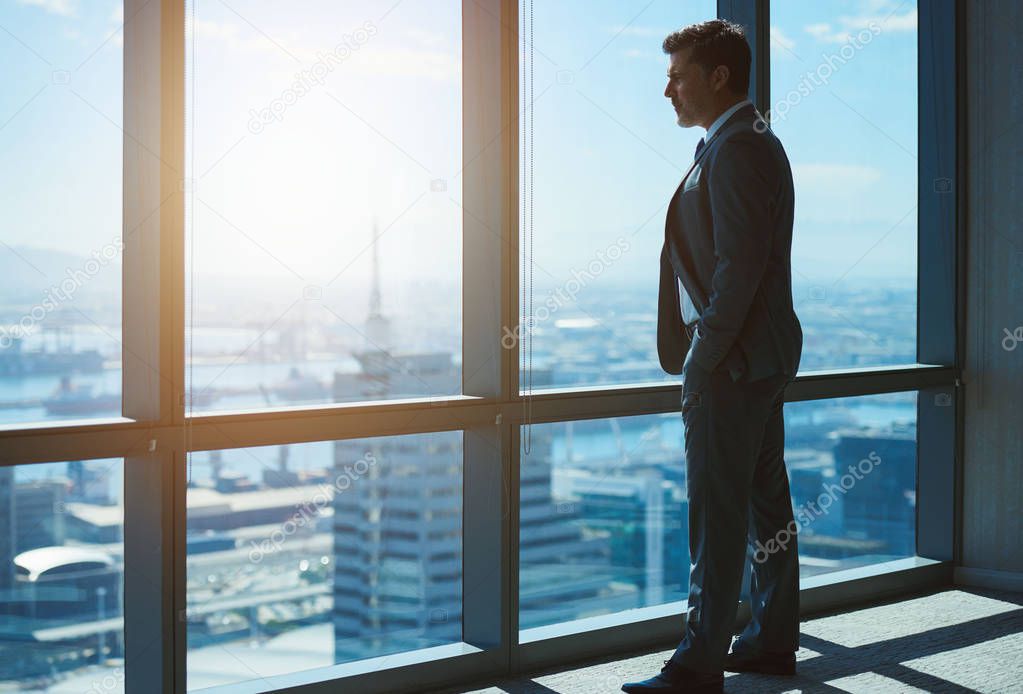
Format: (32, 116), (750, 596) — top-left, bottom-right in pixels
(364, 219), (391, 352)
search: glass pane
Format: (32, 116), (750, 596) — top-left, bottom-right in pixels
(770, 1), (918, 370)
(519, 413), (689, 631)
(519, 391), (916, 631)
(0, 3), (123, 424)
(518, 0), (717, 391)
(785, 390), (917, 576)
(185, 0), (461, 412)
(0, 459), (124, 692)
(185, 432), (463, 689)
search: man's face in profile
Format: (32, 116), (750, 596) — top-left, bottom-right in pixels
(664, 46), (711, 128)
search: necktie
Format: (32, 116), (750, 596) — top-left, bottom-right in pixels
(694, 136), (705, 159)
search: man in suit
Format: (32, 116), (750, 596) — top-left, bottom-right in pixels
(622, 20), (803, 694)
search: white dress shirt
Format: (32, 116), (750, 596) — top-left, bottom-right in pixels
(705, 97), (752, 142)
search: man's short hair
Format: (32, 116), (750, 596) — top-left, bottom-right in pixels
(662, 19), (751, 96)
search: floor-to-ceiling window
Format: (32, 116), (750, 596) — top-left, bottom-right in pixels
(183, 0), (464, 688)
(0, 1), (126, 689)
(516, 0), (927, 643)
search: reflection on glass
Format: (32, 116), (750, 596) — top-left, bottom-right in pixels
(770, 0), (918, 370)
(0, 460), (124, 692)
(517, 0), (716, 391)
(185, 432), (463, 690)
(185, 0), (462, 412)
(519, 391), (917, 631)
(0, 3), (123, 424)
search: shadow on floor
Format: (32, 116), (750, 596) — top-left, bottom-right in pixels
(427, 588), (1022, 693)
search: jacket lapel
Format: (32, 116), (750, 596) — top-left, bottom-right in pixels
(663, 103), (760, 245)
(658, 104), (761, 354)
(671, 102), (759, 200)
(673, 136), (713, 202)
(663, 132), (718, 317)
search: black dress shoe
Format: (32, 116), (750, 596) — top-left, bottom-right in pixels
(723, 646), (796, 676)
(621, 659), (724, 693)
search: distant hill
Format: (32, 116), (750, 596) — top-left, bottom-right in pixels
(0, 244), (121, 306)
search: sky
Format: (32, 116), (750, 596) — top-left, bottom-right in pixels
(0, 0), (123, 272)
(0, 0), (918, 302)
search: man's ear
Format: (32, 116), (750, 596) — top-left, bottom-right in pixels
(711, 64), (731, 92)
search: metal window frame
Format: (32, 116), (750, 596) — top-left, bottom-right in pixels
(915, 0), (959, 565)
(0, 0), (960, 692)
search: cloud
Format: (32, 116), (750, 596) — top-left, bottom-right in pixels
(805, 23), (853, 44)
(351, 48), (460, 83)
(845, 8), (917, 32)
(193, 18), (298, 60)
(402, 27), (448, 49)
(794, 163), (882, 188)
(791, 163), (888, 223)
(805, 7), (916, 44)
(845, 0), (917, 29)
(107, 3), (124, 45)
(193, 19), (458, 83)
(771, 26), (797, 53)
(16, 0), (76, 17)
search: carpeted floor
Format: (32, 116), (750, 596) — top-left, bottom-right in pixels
(428, 588), (1023, 693)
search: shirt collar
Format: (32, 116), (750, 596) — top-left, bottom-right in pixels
(705, 98), (752, 142)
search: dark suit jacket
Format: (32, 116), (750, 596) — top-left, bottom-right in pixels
(657, 103), (802, 382)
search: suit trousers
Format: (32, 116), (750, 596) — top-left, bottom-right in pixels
(670, 362), (800, 673)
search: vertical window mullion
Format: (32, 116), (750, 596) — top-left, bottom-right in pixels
(916, 0), (958, 563)
(461, 0), (516, 676)
(122, 0), (186, 692)
(718, 0), (769, 115)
